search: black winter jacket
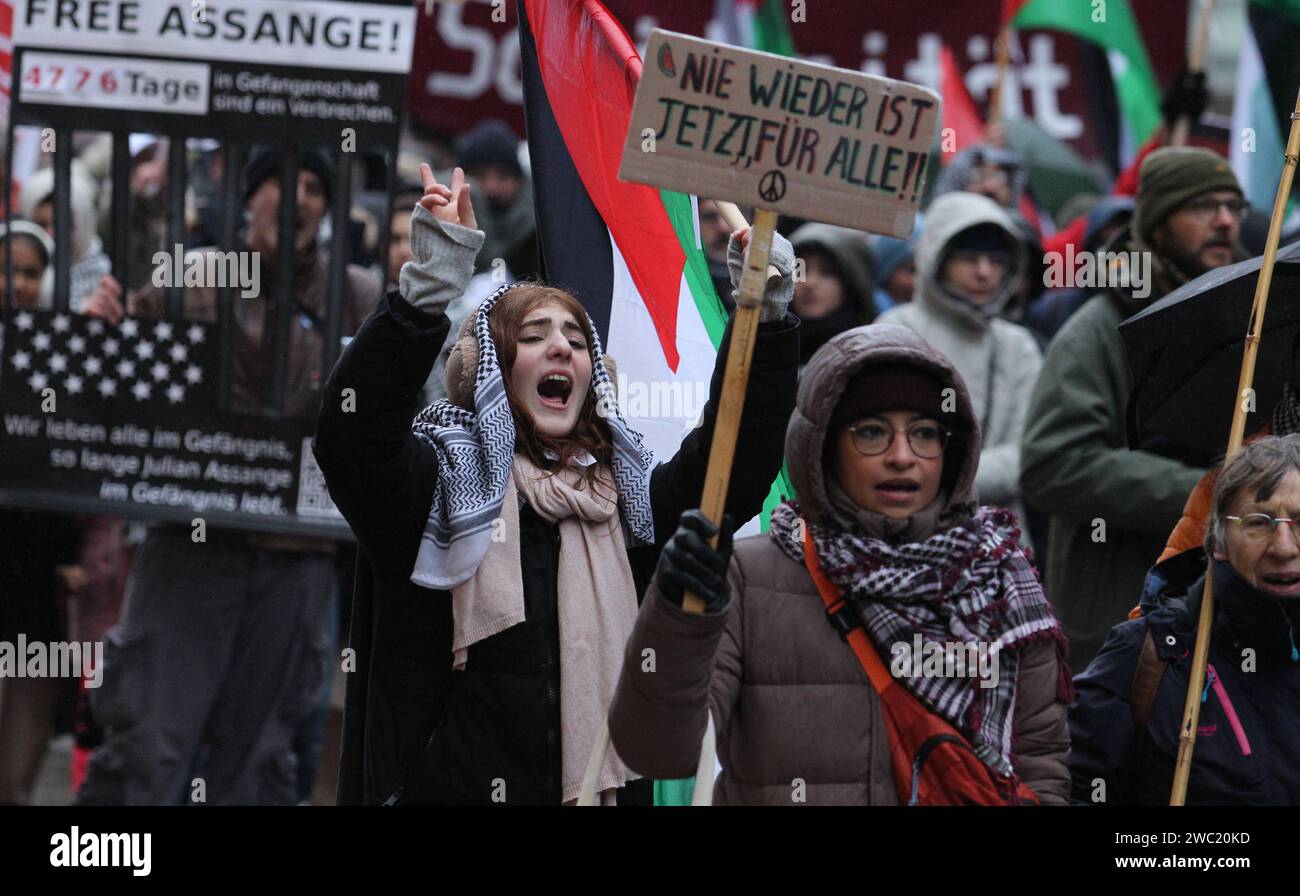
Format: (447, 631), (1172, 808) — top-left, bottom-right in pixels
(1069, 549), (1300, 805)
(313, 291), (798, 805)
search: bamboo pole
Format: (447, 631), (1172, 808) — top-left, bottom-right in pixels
(680, 206), (778, 613)
(1170, 86), (1300, 804)
(1169, 0), (1215, 147)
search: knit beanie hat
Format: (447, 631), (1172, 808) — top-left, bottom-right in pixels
(872, 236), (914, 283)
(243, 145), (335, 205)
(1133, 147), (1241, 243)
(456, 120), (523, 177)
(946, 222), (1014, 255)
(828, 362), (954, 433)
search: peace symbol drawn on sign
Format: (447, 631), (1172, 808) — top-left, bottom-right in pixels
(758, 170), (786, 203)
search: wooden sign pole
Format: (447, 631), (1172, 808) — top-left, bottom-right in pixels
(681, 207), (778, 613)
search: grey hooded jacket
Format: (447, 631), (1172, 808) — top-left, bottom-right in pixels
(878, 192), (1042, 533)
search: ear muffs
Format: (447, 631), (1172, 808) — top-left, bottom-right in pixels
(443, 312), (619, 412)
(443, 313), (480, 411)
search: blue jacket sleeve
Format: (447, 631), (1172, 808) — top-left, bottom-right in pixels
(1067, 618), (1147, 805)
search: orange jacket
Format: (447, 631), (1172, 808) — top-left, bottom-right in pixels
(1158, 424), (1275, 564)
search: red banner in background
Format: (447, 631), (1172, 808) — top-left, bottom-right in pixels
(408, 0), (1189, 162)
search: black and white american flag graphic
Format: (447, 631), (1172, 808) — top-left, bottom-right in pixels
(3, 310), (217, 407)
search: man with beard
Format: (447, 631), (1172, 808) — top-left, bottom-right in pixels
(1021, 148), (1248, 672)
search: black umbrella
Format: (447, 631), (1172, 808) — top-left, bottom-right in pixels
(1120, 240), (1300, 465)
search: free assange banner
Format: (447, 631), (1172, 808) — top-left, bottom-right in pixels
(10, 0), (414, 146)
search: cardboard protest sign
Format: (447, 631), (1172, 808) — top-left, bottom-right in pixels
(620, 30), (941, 237)
(11, 0), (414, 147)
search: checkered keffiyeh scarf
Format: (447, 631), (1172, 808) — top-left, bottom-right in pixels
(408, 283), (656, 590)
(769, 501), (1067, 776)
(1274, 382), (1300, 436)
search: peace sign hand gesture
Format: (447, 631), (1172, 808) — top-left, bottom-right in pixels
(403, 163), (486, 313)
(418, 163), (477, 231)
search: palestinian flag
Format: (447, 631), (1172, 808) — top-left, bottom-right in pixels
(734, 0), (797, 56)
(1232, 1), (1300, 214)
(1003, 0), (1160, 159)
(939, 44), (986, 159)
(518, 0), (726, 466)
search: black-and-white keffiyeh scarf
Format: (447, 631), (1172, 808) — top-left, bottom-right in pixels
(1274, 382), (1300, 436)
(768, 500), (1069, 776)
(408, 283), (656, 589)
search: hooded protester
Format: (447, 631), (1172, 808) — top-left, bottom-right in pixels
(1070, 435), (1300, 804)
(1025, 196), (1136, 343)
(878, 192), (1040, 540)
(313, 164), (799, 805)
(608, 324), (1071, 805)
(19, 161), (111, 310)
(0, 220), (53, 310)
(871, 234), (915, 313)
(1022, 148), (1249, 672)
(931, 144), (1030, 211)
(788, 223), (877, 367)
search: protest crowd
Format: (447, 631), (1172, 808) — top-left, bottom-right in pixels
(4, 0), (1300, 813)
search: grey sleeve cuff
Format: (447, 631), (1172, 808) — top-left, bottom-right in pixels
(726, 230), (796, 323)
(399, 204), (487, 312)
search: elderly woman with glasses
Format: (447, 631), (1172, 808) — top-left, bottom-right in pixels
(607, 324), (1072, 805)
(1069, 434), (1300, 805)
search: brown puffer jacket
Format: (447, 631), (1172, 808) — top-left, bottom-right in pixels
(609, 323), (1071, 805)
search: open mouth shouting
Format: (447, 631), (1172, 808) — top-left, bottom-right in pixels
(537, 371), (574, 409)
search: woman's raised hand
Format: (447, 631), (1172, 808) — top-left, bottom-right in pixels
(418, 163), (477, 231)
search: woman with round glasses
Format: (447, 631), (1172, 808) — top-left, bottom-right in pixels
(1070, 434), (1300, 804)
(608, 323), (1072, 804)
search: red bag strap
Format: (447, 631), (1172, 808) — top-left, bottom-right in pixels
(801, 522), (893, 692)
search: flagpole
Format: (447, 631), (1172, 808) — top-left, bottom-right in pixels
(1170, 0), (1215, 147)
(680, 205), (778, 614)
(987, 24), (1012, 136)
(1170, 85), (1300, 804)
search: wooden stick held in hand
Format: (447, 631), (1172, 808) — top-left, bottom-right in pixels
(680, 206), (779, 613)
(1170, 84), (1300, 804)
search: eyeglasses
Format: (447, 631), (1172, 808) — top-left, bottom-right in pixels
(1182, 197), (1250, 223)
(1226, 513), (1300, 541)
(847, 419), (950, 459)
(946, 249), (1010, 271)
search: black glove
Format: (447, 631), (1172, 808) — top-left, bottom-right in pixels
(654, 510), (735, 614)
(1160, 68), (1208, 129)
